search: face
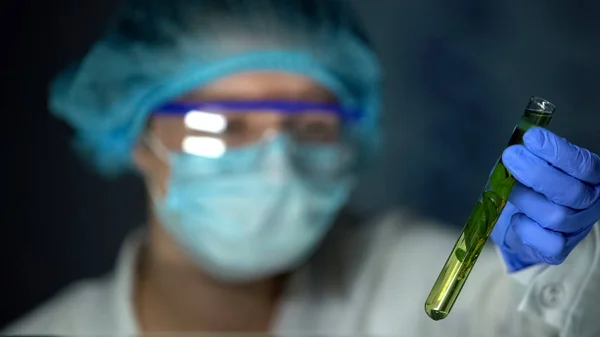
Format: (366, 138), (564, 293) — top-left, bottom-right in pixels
(133, 71), (339, 196)
(134, 72), (356, 281)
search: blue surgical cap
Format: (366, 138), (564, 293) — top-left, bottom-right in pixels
(50, 0), (382, 176)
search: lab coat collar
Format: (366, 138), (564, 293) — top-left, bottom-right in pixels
(112, 228), (144, 336)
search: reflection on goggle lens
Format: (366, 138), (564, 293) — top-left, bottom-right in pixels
(182, 136), (226, 158)
(184, 110), (227, 133)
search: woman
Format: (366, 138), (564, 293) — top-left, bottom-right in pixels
(5, 0), (600, 336)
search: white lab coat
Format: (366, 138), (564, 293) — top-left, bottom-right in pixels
(3, 209), (600, 337)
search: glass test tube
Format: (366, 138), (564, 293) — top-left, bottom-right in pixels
(424, 96), (556, 321)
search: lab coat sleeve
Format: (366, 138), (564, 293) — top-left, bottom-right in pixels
(1, 278), (118, 336)
(348, 211), (599, 337)
(428, 221), (600, 337)
(361, 213), (544, 337)
(503, 222), (600, 337)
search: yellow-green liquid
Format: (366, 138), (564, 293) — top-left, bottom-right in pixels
(424, 108), (553, 320)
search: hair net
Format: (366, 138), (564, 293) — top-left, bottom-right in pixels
(50, 0), (382, 176)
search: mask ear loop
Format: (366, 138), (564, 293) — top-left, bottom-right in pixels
(141, 133), (172, 200)
(142, 133), (171, 165)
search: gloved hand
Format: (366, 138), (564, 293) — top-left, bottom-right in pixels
(491, 127), (600, 272)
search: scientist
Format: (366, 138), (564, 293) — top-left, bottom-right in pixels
(4, 0), (600, 336)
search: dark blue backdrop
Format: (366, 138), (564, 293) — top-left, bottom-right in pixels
(350, 0), (600, 225)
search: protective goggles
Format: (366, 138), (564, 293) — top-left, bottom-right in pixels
(148, 100), (363, 177)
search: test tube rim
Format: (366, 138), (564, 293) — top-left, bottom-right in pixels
(527, 96), (556, 114)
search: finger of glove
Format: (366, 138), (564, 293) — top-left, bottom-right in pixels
(503, 145), (599, 210)
(509, 183), (581, 233)
(509, 213), (566, 260)
(524, 128), (600, 186)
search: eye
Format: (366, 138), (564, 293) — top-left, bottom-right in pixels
(223, 117), (248, 136)
(220, 114), (272, 147)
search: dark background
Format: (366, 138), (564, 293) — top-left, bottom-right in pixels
(2, 0), (599, 327)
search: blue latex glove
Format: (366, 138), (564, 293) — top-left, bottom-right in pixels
(491, 127), (600, 272)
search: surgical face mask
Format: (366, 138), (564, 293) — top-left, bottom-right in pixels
(149, 135), (355, 282)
